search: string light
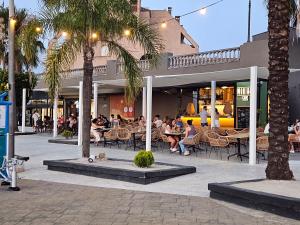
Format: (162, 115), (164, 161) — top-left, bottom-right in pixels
(35, 27), (42, 33)
(199, 8), (207, 15)
(91, 32), (98, 39)
(61, 31), (68, 37)
(124, 29), (131, 36)
(151, 0), (224, 28)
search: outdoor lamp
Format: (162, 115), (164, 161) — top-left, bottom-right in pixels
(124, 29), (131, 36)
(161, 22), (167, 28)
(35, 27), (42, 33)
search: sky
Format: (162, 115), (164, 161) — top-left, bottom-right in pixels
(6, 0), (268, 69)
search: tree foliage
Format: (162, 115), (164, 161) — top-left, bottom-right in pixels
(40, 0), (163, 101)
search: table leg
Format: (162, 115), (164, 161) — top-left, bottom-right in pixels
(237, 138), (242, 161)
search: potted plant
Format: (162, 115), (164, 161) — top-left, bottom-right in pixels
(61, 130), (73, 139)
(134, 150), (154, 168)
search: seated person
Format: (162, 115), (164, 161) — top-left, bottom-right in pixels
(179, 120), (197, 156)
(90, 119), (103, 145)
(165, 119), (179, 152)
(153, 115), (163, 128)
(175, 115), (184, 130)
(138, 115), (146, 128)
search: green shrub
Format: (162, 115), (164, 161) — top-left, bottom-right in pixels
(134, 150), (154, 168)
(62, 130), (73, 138)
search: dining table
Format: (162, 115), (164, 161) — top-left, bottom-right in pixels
(226, 132), (249, 161)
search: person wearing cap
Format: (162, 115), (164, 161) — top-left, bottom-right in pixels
(179, 119), (197, 156)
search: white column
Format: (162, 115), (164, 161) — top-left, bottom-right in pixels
(93, 83), (98, 118)
(21, 88), (26, 133)
(53, 93), (58, 138)
(211, 81), (216, 128)
(249, 66), (257, 165)
(146, 76), (153, 151)
(78, 81), (83, 146)
(142, 86), (147, 118)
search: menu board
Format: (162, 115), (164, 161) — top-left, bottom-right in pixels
(237, 107), (250, 128)
(0, 105), (6, 129)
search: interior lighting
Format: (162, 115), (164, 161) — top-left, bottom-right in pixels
(221, 86), (228, 89)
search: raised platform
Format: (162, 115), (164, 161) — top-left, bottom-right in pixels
(15, 132), (36, 136)
(208, 179), (300, 220)
(43, 158), (196, 185)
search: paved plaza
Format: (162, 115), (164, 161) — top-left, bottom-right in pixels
(0, 179), (299, 225)
(0, 134), (299, 224)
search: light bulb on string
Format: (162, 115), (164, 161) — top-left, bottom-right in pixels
(199, 8), (207, 15)
(124, 29), (131, 36)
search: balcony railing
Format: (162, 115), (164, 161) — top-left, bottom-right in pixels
(37, 65), (107, 80)
(117, 60), (150, 73)
(168, 47), (240, 69)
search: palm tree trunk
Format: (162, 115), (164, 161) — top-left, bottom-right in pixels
(82, 45), (94, 158)
(265, 0), (293, 180)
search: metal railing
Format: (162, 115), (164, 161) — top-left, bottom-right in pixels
(117, 60), (151, 73)
(168, 47), (240, 69)
(36, 65), (107, 80)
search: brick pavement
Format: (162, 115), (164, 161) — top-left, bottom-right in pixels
(0, 180), (298, 225)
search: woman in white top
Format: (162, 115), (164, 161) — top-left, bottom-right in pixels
(90, 118), (103, 145)
(214, 108), (220, 128)
(165, 119), (179, 152)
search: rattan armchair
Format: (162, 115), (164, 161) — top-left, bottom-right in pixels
(206, 131), (230, 159)
(182, 132), (203, 153)
(256, 136), (268, 162)
(117, 128), (131, 146)
(104, 128), (118, 147)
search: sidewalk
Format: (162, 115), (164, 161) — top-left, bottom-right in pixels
(15, 135), (300, 197)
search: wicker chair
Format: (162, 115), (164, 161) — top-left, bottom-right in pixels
(104, 128), (118, 147)
(225, 129), (238, 147)
(213, 127), (227, 136)
(182, 132), (203, 153)
(256, 136), (268, 163)
(206, 131), (229, 159)
(117, 128), (131, 146)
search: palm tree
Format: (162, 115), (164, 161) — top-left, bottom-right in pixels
(265, 0), (298, 180)
(0, 7), (45, 73)
(40, 0), (162, 157)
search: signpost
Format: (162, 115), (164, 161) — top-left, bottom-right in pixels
(0, 92), (11, 185)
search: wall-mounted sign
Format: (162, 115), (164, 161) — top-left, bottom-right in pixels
(0, 105), (6, 128)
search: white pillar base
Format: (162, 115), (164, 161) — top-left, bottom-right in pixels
(21, 88), (26, 133)
(146, 77), (153, 151)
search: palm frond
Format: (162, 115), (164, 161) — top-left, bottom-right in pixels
(44, 36), (81, 100)
(126, 18), (163, 67)
(107, 40), (143, 102)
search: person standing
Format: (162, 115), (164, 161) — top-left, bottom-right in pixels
(32, 111), (40, 132)
(200, 106), (208, 127)
(214, 108), (220, 128)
